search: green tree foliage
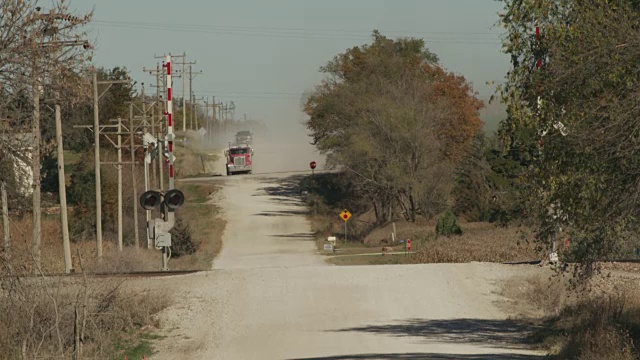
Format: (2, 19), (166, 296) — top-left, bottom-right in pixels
(305, 31), (484, 223)
(169, 217), (197, 257)
(63, 66), (136, 152)
(67, 151), (97, 239)
(40, 153), (59, 195)
(436, 210), (463, 237)
(498, 0), (640, 269)
(452, 131), (529, 225)
(453, 133), (492, 222)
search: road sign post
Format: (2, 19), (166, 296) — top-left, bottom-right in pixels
(310, 161), (317, 179)
(339, 209), (351, 242)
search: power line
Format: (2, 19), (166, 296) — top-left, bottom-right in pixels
(94, 19), (500, 37)
(92, 20), (502, 44)
(197, 90), (302, 97)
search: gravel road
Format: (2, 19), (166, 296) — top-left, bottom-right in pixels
(145, 140), (546, 359)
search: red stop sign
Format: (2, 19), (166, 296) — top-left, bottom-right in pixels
(310, 161), (317, 170)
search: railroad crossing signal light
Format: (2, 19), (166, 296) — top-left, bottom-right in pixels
(164, 189), (185, 211)
(140, 191), (162, 210)
(139, 189), (185, 212)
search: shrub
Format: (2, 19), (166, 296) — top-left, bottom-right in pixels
(169, 216), (197, 257)
(435, 210), (462, 237)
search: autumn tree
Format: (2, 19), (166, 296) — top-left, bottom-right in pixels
(305, 31), (483, 223)
(498, 0), (640, 270)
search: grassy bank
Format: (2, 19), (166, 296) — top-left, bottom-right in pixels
(501, 270), (640, 359)
(301, 173), (538, 266)
(168, 182), (224, 271)
(0, 133), (224, 358)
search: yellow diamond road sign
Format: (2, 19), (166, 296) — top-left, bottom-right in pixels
(340, 209), (352, 222)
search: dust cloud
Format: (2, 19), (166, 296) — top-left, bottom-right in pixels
(195, 115), (326, 176)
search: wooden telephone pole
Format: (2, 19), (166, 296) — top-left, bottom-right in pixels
(91, 74), (130, 258)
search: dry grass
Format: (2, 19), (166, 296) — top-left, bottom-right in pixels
(0, 256), (171, 359)
(412, 222), (539, 264)
(327, 254), (413, 266)
(174, 134), (220, 178)
(0, 142), (222, 359)
(309, 213), (540, 265)
(167, 182), (224, 271)
(0, 215), (160, 274)
(500, 270), (640, 359)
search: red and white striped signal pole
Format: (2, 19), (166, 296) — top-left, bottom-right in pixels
(165, 55), (175, 190)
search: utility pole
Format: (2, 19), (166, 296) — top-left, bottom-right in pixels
(92, 73), (101, 259)
(30, 11), (91, 272)
(55, 104), (72, 272)
(143, 63), (164, 188)
(182, 52), (187, 132)
(189, 65), (192, 130)
(74, 118), (138, 252)
(204, 97), (209, 134)
(130, 104), (139, 248)
(117, 117), (123, 252)
(213, 97), (218, 136)
(92, 74), (129, 258)
(141, 85), (151, 248)
(193, 94), (205, 131)
(187, 65), (202, 130)
(32, 74), (42, 272)
(2, 181), (9, 258)
(229, 101), (236, 121)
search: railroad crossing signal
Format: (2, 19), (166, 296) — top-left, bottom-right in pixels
(139, 189), (185, 253)
(340, 209), (352, 222)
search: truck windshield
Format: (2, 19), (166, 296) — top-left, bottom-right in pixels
(230, 148), (248, 155)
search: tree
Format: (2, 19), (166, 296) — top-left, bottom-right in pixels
(62, 66), (136, 152)
(453, 133), (492, 222)
(498, 0), (640, 271)
(0, 0), (93, 269)
(305, 31), (483, 223)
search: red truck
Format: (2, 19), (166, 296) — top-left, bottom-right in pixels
(224, 144), (254, 175)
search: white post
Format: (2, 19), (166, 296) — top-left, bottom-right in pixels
(344, 220), (347, 243)
(117, 118), (123, 252)
(55, 105), (72, 273)
(130, 104), (139, 248)
(392, 222), (397, 243)
(92, 73), (103, 258)
(2, 181), (9, 257)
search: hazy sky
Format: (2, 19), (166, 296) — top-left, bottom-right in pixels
(75, 0), (509, 136)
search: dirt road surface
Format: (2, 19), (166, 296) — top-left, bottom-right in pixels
(146, 139), (546, 359)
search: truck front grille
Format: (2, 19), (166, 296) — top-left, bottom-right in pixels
(234, 157), (246, 166)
